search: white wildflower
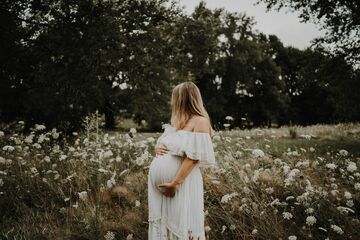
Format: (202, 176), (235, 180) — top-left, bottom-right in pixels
(339, 149), (348, 157)
(354, 183), (360, 191)
(344, 191), (352, 199)
(51, 128), (60, 139)
(288, 236), (297, 240)
(129, 128), (136, 134)
(2, 145), (15, 152)
(44, 156), (51, 163)
(135, 200), (141, 207)
(78, 191), (88, 201)
(331, 224), (344, 235)
(305, 208), (314, 214)
(221, 225), (227, 234)
(103, 150), (113, 158)
(251, 229), (258, 235)
(306, 216), (317, 226)
(104, 231), (115, 240)
(126, 233), (133, 240)
(346, 200), (354, 207)
(252, 149), (265, 158)
(265, 187), (274, 194)
(283, 212), (293, 220)
(325, 163), (337, 170)
(35, 124), (46, 131)
(225, 116), (234, 121)
(347, 162), (357, 172)
(221, 192), (239, 203)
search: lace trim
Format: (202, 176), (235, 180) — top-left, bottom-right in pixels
(167, 147), (217, 169)
(148, 217), (206, 240)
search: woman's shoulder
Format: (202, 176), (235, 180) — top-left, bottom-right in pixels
(189, 116), (211, 133)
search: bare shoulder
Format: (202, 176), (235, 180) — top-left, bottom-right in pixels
(191, 116), (211, 133)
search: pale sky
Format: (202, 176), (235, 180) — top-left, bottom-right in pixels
(178, 0), (324, 49)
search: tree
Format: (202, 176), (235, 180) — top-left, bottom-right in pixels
(256, 0), (360, 65)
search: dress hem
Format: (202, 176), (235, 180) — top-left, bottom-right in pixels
(148, 217), (206, 240)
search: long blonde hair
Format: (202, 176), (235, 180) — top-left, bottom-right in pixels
(170, 81), (214, 136)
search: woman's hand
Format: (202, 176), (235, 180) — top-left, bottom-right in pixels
(155, 144), (169, 156)
(158, 181), (179, 198)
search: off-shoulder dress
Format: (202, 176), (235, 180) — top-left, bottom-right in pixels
(147, 125), (217, 240)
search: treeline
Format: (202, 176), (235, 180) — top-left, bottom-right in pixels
(1, 0), (359, 132)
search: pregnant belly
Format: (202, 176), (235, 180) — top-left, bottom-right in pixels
(149, 154), (182, 189)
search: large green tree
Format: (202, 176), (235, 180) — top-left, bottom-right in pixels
(256, 0), (360, 65)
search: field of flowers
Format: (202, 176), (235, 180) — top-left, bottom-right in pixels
(1, 115), (359, 240)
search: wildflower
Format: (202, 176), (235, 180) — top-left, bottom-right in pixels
(306, 216), (317, 226)
(37, 134), (46, 143)
(331, 224), (344, 235)
(78, 191), (88, 201)
(346, 200), (354, 207)
(325, 163), (337, 170)
(44, 156), (51, 163)
(347, 162), (357, 172)
(251, 229), (258, 235)
(35, 124), (46, 131)
(305, 208), (314, 214)
(344, 191), (352, 199)
(205, 226), (211, 232)
(339, 149), (348, 157)
(221, 225), (227, 234)
(309, 147), (315, 152)
(283, 212), (293, 220)
(252, 149), (265, 158)
(51, 128), (60, 139)
(103, 150), (113, 158)
(221, 192), (238, 203)
(104, 231), (115, 240)
(265, 187), (274, 194)
(354, 183), (360, 191)
(107, 178), (115, 189)
(0, 131), (4, 137)
(2, 145), (15, 152)
(225, 116), (234, 121)
(129, 128), (136, 134)
(223, 123), (230, 128)
(337, 206), (355, 214)
(33, 143), (41, 149)
(126, 233), (133, 240)
(288, 236), (297, 240)
(213, 135), (221, 141)
(135, 200), (141, 207)
(147, 137), (155, 143)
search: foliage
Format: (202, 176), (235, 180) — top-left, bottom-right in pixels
(256, 0), (360, 65)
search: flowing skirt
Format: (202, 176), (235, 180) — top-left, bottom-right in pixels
(148, 153), (206, 240)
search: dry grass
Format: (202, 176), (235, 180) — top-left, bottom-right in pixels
(0, 121), (359, 239)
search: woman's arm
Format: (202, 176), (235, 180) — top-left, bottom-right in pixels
(157, 117), (210, 197)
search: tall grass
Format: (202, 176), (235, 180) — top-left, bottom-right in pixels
(0, 118), (359, 239)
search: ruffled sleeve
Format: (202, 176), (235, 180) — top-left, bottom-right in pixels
(164, 131), (217, 169)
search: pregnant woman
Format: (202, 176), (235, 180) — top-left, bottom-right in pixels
(147, 81), (217, 240)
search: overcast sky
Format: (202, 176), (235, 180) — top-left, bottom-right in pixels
(178, 0), (324, 49)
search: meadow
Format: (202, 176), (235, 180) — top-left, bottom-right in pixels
(1, 116), (359, 240)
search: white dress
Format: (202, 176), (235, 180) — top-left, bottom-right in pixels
(148, 125), (217, 240)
